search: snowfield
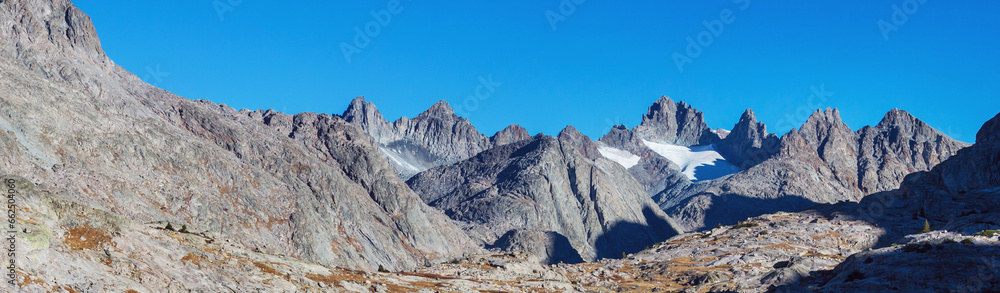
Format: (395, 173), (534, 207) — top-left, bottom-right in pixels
(597, 146), (642, 169)
(641, 140), (739, 181)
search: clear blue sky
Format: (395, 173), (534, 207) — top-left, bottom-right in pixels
(74, 0), (998, 143)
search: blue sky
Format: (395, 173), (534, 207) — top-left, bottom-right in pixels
(74, 0), (999, 143)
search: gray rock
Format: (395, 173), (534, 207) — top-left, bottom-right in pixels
(632, 96), (720, 146)
(408, 129), (683, 262)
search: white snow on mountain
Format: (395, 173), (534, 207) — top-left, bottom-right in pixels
(379, 147), (426, 173)
(597, 146), (642, 169)
(641, 140), (739, 181)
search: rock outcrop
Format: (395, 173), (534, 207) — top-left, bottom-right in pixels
(407, 129), (683, 263)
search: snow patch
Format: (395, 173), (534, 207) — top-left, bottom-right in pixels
(597, 146), (641, 169)
(641, 140), (739, 181)
(379, 147), (425, 173)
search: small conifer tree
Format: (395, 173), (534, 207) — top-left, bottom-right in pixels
(165, 222), (175, 231)
(378, 264), (389, 273)
(921, 219), (931, 233)
(179, 224), (189, 233)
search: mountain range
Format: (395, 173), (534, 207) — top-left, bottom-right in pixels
(1, 0), (996, 291)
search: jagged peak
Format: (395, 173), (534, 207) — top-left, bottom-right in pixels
(558, 125), (585, 139)
(498, 123), (527, 133)
(342, 96), (383, 122)
(645, 96), (678, 118)
(803, 107), (844, 126)
(740, 109), (757, 122)
(557, 125), (600, 159)
(417, 100), (456, 119)
(491, 124), (532, 146)
(876, 108), (920, 128)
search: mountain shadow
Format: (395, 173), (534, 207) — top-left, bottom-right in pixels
(593, 207), (680, 260)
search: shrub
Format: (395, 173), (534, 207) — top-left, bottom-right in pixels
(759, 230), (769, 235)
(962, 238), (974, 245)
(974, 230), (999, 237)
(179, 225), (189, 233)
(449, 259), (460, 264)
(733, 221), (759, 229)
(921, 220), (931, 233)
(378, 264), (389, 273)
(164, 223), (175, 231)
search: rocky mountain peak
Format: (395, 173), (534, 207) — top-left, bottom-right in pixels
(797, 108), (853, 148)
(633, 96), (718, 146)
(342, 96), (396, 144)
(877, 108), (918, 127)
(718, 108), (780, 168)
(558, 125), (600, 159)
(739, 108), (757, 122)
(491, 124), (531, 146)
(417, 100), (457, 119)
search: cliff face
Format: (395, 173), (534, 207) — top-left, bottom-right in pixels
(0, 0), (476, 273)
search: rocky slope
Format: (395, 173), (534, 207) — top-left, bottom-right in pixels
(0, 0), (477, 274)
(407, 127), (683, 264)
